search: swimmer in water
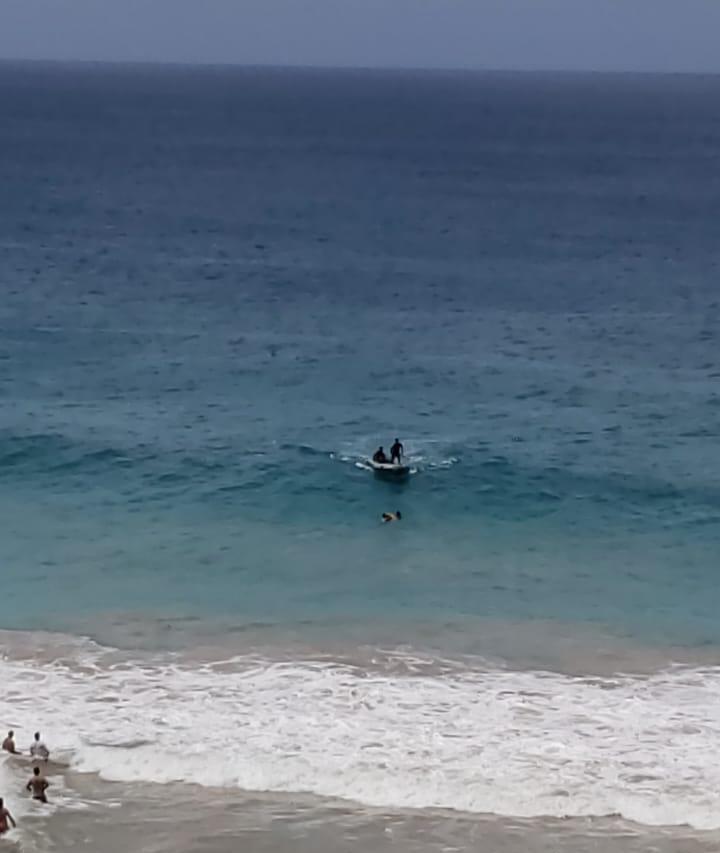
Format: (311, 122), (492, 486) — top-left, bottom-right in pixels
(382, 510), (402, 523)
(0, 798), (16, 834)
(26, 767), (49, 803)
(2, 731), (19, 754)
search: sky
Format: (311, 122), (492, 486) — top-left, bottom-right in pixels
(1, 0), (720, 73)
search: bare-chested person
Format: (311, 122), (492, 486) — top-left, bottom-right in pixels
(26, 766), (49, 803)
(0, 798), (16, 834)
(2, 730), (19, 754)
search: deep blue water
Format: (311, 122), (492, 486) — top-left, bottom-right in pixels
(1, 63), (720, 651)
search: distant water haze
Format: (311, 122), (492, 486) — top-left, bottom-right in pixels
(1, 0), (720, 72)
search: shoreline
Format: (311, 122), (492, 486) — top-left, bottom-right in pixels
(10, 769), (720, 853)
(1, 623), (720, 832)
(3, 613), (720, 677)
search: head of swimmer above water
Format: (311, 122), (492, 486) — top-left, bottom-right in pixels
(382, 510), (402, 522)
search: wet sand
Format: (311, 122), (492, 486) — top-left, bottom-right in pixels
(19, 772), (720, 853)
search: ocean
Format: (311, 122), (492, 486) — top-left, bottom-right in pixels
(0, 61), (719, 852)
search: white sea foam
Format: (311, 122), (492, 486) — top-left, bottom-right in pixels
(0, 748), (60, 845)
(1, 648), (720, 829)
(0, 757), (27, 841)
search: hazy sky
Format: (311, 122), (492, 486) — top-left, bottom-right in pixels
(2, 0), (720, 73)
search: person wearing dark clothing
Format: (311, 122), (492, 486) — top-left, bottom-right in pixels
(390, 439), (404, 464)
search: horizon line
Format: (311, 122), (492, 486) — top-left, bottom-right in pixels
(1, 56), (719, 79)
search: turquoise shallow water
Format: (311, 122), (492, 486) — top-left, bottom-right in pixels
(2, 65), (720, 848)
(1, 64), (719, 651)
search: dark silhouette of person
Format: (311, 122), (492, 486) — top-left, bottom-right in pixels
(390, 439), (404, 464)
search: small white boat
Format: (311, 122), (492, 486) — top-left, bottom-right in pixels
(368, 459), (410, 477)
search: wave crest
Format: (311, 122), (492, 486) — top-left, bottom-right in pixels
(0, 648), (719, 829)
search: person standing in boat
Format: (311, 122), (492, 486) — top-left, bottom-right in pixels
(390, 438), (404, 464)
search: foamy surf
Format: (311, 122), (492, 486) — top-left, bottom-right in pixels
(1, 645), (720, 830)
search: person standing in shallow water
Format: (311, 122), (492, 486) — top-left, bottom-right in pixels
(390, 439), (404, 464)
(2, 731), (19, 754)
(29, 732), (49, 762)
(26, 767), (49, 803)
(0, 799), (16, 834)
